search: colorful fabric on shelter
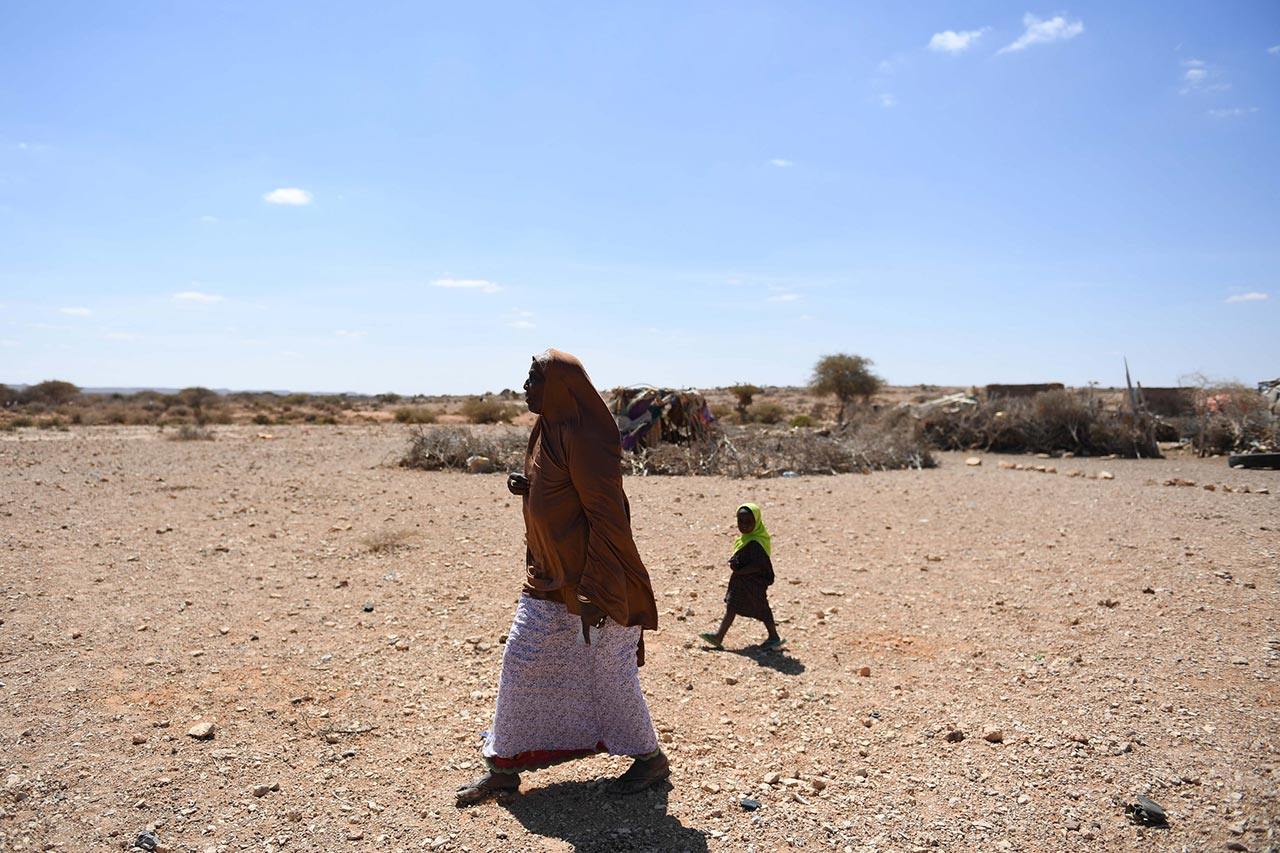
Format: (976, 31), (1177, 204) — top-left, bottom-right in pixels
(482, 595), (660, 773)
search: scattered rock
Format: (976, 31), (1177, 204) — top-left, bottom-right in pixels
(763, 771), (781, 785)
(965, 457), (982, 466)
(740, 797), (761, 811)
(362, 602), (374, 612)
(1099, 471), (1114, 480)
(131, 733), (147, 745)
(187, 721), (216, 740)
(724, 675), (738, 685)
(858, 666), (871, 677)
(945, 729), (965, 743)
(983, 729), (1003, 743)
(134, 830), (160, 852)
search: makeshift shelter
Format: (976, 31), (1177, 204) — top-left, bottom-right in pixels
(607, 386), (716, 451)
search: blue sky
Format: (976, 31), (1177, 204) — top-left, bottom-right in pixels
(1, 2), (1277, 394)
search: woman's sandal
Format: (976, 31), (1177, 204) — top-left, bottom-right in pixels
(762, 637), (786, 649)
(454, 772), (520, 806)
(697, 632), (723, 650)
(607, 751), (670, 795)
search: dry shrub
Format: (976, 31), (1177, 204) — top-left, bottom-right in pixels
(626, 414), (934, 477)
(394, 406), (438, 424)
(460, 398), (517, 424)
(747, 402), (787, 424)
(1185, 382), (1277, 454)
(922, 390), (1160, 457)
(400, 425), (529, 471)
(169, 424), (215, 441)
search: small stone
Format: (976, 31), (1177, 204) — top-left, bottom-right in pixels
(1065, 819), (1080, 831)
(209, 748), (237, 760)
(347, 831), (364, 841)
(362, 602), (374, 612)
(945, 729), (965, 743)
(724, 675), (738, 685)
(1231, 656), (1248, 665)
(394, 639), (410, 651)
(324, 733), (341, 744)
(1204, 484), (1216, 491)
(858, 666), (871, 677)
(983, 729), (1004, 743)
(701, 781), (721, 794)
(740, 797), (761, 811)
(187, 721), (216, 740)
(1225, 843), (1247, 852)
(810, 777), (829, 791)
(763, 771), (781, 785)
(1099, 471), (1114, 480)
(965, 457), (982, 466)
(252, 784), (272, 797)
(131, 733), (148, 745)
(1017, 794), (1030, 804)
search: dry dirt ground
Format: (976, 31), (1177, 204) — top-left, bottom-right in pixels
(1, 425), (1277, 853)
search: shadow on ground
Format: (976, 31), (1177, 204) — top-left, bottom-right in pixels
(502, 778), (707, 852)
(720, 645), (805, 675)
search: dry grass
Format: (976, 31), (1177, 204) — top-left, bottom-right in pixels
(167, 424), (215, 441)
(361, 527), (415, 553)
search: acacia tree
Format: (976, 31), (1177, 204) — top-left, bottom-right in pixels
(726, 384), (762, 424)
(811, 354), (883, 426)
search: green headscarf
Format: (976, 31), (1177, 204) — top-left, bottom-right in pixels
(732, 503), (772, 558)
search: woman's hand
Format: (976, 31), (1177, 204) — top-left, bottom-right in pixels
(506, 473), (530, 496)
(579, 601), (606, 645)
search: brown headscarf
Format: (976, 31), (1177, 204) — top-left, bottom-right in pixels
(521, 349), (659, 631)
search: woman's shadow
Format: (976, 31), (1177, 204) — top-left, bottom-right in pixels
(501, 777), (708, 852)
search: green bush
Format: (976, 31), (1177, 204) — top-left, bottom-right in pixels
(789, 414), (815, 428)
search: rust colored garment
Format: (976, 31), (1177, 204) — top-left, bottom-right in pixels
(521, 350), (659, 631)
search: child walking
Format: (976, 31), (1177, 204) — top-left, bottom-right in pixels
(700, 502), (784, 650)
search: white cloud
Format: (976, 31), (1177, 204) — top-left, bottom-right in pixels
(768, 293), (801, 303)
(998, 13), (1084, 54)
(1208, 107), (1258, 118)
(1268, 45), (1280, 55)
(769, 158), (795, 168)
(173, 290), (225, 304)
(506, 320), (536, 329)
(1180, 58), (1229, 94)
(200, 215), (219, 223)
(1225, 291), (1268, 303)
(432, 278), (502, 294)
(104, 331), (137, 341)
(263, 187), (313, 206)
(335, 329), (367, 339)
(0, 339), (19, 348)
(879, 93), (897, 108)
(929, 28), (988, 54)
(60, 307), (91, 316)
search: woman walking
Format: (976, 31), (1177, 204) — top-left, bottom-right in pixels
(455, 349), (668, 805)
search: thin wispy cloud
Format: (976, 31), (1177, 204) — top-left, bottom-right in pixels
(506, 320), (535, 329)
(173, 290), (225, 304)
(60, 307), (91, 316)
(768, 293), (801, 303)
(0, 339), (19, 348)
(1225, 291), (1267, 303)
(263, 187), (313, 206)
(200, 215), (219, 223)
(879, 93), (898, 108)
(929, 28), (988, 54)
(998, 13), (1084, 54)
(104, 331), (137, 341)
(1268, 45), (1280, 55)
(335, 329), (367, 339)
(1180, 59), (1229, 94)
(1208, 107), (1258, 118)
(432, 278), (502, 294)
(769, 158), (795, 168)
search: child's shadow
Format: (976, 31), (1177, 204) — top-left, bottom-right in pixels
(501, 779), (708, 852)
(720, 646), (806, 675)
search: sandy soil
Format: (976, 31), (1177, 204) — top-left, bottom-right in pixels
(1, 425), (1277, 853)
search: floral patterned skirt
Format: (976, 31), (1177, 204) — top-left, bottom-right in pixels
(482, 595), (659, 774)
